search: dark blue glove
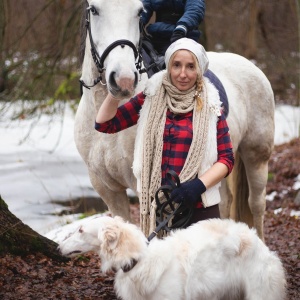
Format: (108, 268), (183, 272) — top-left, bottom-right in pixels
(170, 29), (186, 43)
(170, 178), (206, 208)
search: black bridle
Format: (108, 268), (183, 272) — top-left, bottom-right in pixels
(80, 4), (144, 90)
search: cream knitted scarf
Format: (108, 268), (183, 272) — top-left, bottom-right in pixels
(139, 73), (210, 236)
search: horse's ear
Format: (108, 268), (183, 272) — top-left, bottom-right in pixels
(99, 225), (120, 250)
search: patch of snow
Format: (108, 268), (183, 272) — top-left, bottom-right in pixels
(274, 208), (283, 215)
(293, 174), (300, 190)
(290, 210), (300, 217)
(266, 191), (277, 202)
(274, 105), (300, 145)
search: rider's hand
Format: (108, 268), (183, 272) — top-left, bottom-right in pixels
(170, 177), (206, 208)
(170, 28), (186, 43)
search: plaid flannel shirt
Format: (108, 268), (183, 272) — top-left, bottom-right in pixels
(95, 92), (234, 206)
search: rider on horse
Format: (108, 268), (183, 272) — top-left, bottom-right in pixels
(141, 0), (206, 55)
(141, 0), (205, 77)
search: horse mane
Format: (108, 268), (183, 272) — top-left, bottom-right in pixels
(79, 0), (88, 66)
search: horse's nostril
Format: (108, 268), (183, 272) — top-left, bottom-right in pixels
(109, 72), (117, 88)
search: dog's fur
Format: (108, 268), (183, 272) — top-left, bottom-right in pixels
(58, 216), (286, 300)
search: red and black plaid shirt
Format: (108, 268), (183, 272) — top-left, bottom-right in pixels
(95, 92), (234, 186)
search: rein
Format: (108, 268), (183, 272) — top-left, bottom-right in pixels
(80, 3), (144, 90)
(121, 172), (194, 273)
(147, 171), (195, 242)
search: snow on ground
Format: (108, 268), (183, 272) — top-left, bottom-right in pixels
(274, 105), (300, 145)
(0, 102), (299, 239)
(0, 102), (100, 234)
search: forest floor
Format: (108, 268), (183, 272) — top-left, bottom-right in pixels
(0, 138), (299, 300)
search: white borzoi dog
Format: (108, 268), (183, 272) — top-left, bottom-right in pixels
(58, 216), (286, 300)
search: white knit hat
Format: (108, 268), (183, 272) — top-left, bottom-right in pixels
(165, 38), (209, 75)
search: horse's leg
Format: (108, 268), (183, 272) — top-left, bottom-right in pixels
(241, 150), (269, 241)
(219, 179), (233, 219)
(231, 146), (271, 241)
(88, 170), (131, 221)
(229, 152), (252, 227)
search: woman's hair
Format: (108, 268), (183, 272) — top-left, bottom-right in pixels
(195, 76), (204, 111)
(168, 50), (204, 111)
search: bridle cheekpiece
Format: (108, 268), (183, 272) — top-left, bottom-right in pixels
(80, 4), (144, 90)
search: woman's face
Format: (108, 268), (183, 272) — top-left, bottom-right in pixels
(169, 50), (198, 91)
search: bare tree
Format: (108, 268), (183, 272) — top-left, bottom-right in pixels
(0, 0), (298, 108)
(205, 0), (299, 104)
(0, 0), (82, 112)
(0, 0), (7, 93)
(246, 0), (260, 58)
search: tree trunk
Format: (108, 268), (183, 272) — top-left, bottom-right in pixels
(246, 0), (259, 58)
(0, 196), (67, 262)
(0, 0), (7, 92)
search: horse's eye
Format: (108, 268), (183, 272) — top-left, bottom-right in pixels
(88, 5), (99, 16)
(138, 8), (144, 17)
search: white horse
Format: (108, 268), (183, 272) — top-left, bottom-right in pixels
(75, 0), (274, 240)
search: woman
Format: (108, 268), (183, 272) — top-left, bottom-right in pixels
(95, 38), (234, 236)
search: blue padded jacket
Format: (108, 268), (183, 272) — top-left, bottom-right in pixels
(142, 0), (205, 54)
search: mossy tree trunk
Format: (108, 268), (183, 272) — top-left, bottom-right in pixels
(0, 196), (67, 261)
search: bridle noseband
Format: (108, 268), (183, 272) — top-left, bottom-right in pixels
(80, 4), (144, 90)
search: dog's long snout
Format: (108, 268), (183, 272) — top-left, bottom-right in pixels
(57, 245), (82, 257)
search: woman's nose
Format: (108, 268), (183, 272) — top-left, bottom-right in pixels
(179, 67), (187, 77)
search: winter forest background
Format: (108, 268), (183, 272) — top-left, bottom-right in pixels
(0, 2), (299, 298)
(0, 0), (299, 108)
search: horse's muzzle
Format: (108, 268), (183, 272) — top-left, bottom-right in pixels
(109, 71), (138, 98)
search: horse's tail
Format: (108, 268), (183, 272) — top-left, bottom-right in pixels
(229, 151), (253, 227)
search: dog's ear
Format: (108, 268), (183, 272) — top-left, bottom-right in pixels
(98, 225), (121, 250)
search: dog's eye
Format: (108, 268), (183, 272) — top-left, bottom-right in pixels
(79, 226), (84, 233)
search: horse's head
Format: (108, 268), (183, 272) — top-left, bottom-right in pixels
(83, 0), (144, 98)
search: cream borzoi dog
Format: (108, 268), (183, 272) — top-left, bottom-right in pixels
(58, 216), (286, 300)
